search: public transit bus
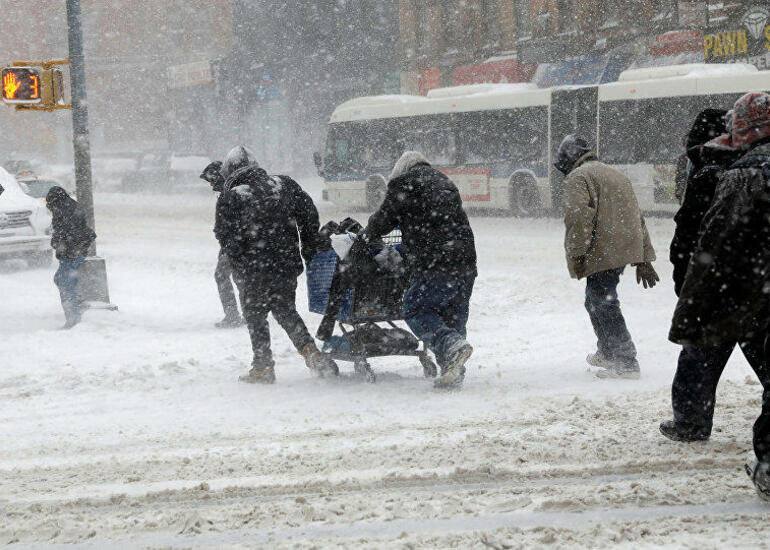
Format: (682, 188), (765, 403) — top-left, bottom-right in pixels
(316, 64), (770, 216)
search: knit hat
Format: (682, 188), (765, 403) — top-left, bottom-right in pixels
(731, 92), (770, 149)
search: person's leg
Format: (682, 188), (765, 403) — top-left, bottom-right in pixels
(584, 276), (611, 361)
(670, 343), (734, 435)
(441, 274), (475, 339)
(403, 275), (461, 368)
(237, 276), (273, 370)
(54, 257), (85, 326)
(740, 332), (770, 391)
(268, 279), (315, 354)
(215, 250), (240, 321)
(755, 387), (770, 464)
(585, 268), (637, 366)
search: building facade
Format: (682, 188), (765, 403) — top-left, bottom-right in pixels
(0, 1), (233, 163)
(399, 0), (769, 94)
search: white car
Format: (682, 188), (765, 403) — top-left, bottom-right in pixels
(0, 167), (53, 268)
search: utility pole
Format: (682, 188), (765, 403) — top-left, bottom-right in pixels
(65, 0), (114, 308)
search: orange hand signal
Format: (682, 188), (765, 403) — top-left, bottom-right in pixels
(4, 72), (21, 99)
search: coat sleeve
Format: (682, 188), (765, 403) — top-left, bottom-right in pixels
(360, 179), (401, 243)
(640, 216), (656, 263)
(562, 172), (597, 261)
(284, 177), (321, 263)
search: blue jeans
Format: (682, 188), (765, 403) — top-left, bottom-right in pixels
(403, 273), (475, 368)
(585, 268), (637, 366)
(54, 256), (86, 324)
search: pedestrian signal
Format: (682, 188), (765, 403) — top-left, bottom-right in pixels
(2, 67), (42, 104)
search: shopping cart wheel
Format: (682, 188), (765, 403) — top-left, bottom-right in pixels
(354, 358), (376, 383)
(418, 351), (438, 378)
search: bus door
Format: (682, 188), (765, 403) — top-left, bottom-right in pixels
(550, 87), (598, 211)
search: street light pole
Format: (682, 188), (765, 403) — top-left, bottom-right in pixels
(65, 0), (95, 238)
(65, 0), (114, 308)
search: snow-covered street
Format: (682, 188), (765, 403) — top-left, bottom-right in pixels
(1, 183), (767, 548)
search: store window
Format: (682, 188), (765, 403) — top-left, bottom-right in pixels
(482, 0), (501, 48)
(558, 0), (577, 33)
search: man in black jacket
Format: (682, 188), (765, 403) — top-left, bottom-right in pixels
(660, 109), (768, 442)
(668, 92), (770, 500)
(354, 151), (477, 389)
(46, 186), (96, 329)
(215, 146), (337, 384)
(200, 161), (244, 328)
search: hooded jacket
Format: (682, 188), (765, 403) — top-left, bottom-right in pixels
(214, 164), (320, 279)
(670, 139), (741, 295)
(669, 141), (770, 346)
(562, 152), (655, 279)
(46, 186), (96, 260)
(359, 152), (477, 278)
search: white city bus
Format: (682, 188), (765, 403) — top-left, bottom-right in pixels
(316, 83), (552, 216)
(597, 63), (770, 214)
(316, 64), (770, 215)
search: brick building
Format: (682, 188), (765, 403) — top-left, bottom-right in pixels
(0, 0), (232, 162)
(399, 0), (767, 94)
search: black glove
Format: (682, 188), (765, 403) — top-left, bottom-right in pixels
(636, 262), (660, 289)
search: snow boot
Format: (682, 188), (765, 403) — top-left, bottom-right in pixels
(301, 343), (339, 378)
(659, 420), (710, 442)
(216, 315), (245, 329)
(435, 341), (472, 390)
(239, 365), (276, 385)
(586, 352), (612, 368)
(595, 360), (640, 380)
(745, 459), (770, 502)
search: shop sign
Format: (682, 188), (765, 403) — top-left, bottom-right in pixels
(703, 6), (770, 67)
(168, 61), (212, 89)
(256, 70), (280, 102)
(650, 30), (702, 57)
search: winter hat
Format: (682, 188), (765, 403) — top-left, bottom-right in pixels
(554, 134), (594, 175)
(220, 146), (258, 180)
(686, 109), (728, 150)
(45, 185), (73, 211)
(200, 161), (224, 191)
(389, 151), (430, 180)
(731, 92), (770, 149)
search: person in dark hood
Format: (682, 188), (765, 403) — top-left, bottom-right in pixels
(659, 109), (767, 444)
(352, 151), (477, 389)
(557, 135), (658, 380)
(668, 92), (770, 501)
(45, 186), (96, 329)
(215, 146), (337, 384)
(200, 161), (244, 329)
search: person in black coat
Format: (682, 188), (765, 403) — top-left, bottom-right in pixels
(215, 146), (337, 384)
(667, 92), (770, 500)
(660, 110), (768, 443)
(46, 186), (96, 329)
(353, 151), (477, 389)
(200, 161), (244, 328)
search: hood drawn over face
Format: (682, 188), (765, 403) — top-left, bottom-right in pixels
(389, 151), (430, 181)
(45, 185), (75, 211)
(554, 134), (594, 176)
(221, 146), (258, 180)
(200, 160), (224, 191)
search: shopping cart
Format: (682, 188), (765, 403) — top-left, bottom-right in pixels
(307, 231), (438, 383)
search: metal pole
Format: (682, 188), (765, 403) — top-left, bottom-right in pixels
(65, 0), (95, 244)
(65, 0), (114, 308)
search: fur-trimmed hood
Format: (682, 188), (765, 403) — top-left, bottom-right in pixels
(389, 151), (430, 181)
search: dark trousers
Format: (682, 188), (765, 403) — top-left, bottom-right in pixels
(54, 255), (86, 323)
(672, 336), (768, 434)
(215, 249), (243, 318)
(757, 337), (770, 464)
(234, 273), (314, 369)
(403, 273), (475, 367)
(585, 268), (637, 365)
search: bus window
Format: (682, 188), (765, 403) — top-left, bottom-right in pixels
(458, 108), (547, 167)
(600, 101), (643, 164)
(325, 123), (365, 171)
(364, 118), (403, 169)
(402, 116), (456, 166)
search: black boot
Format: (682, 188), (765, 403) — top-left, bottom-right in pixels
(659, 420), (710, 442)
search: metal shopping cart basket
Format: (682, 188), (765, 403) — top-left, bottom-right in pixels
(306, 231), (438, 383)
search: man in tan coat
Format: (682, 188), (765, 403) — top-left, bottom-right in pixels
(556, 135), (659, 379)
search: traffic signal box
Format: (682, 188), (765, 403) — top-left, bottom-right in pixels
(1, 63), (67, 110)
